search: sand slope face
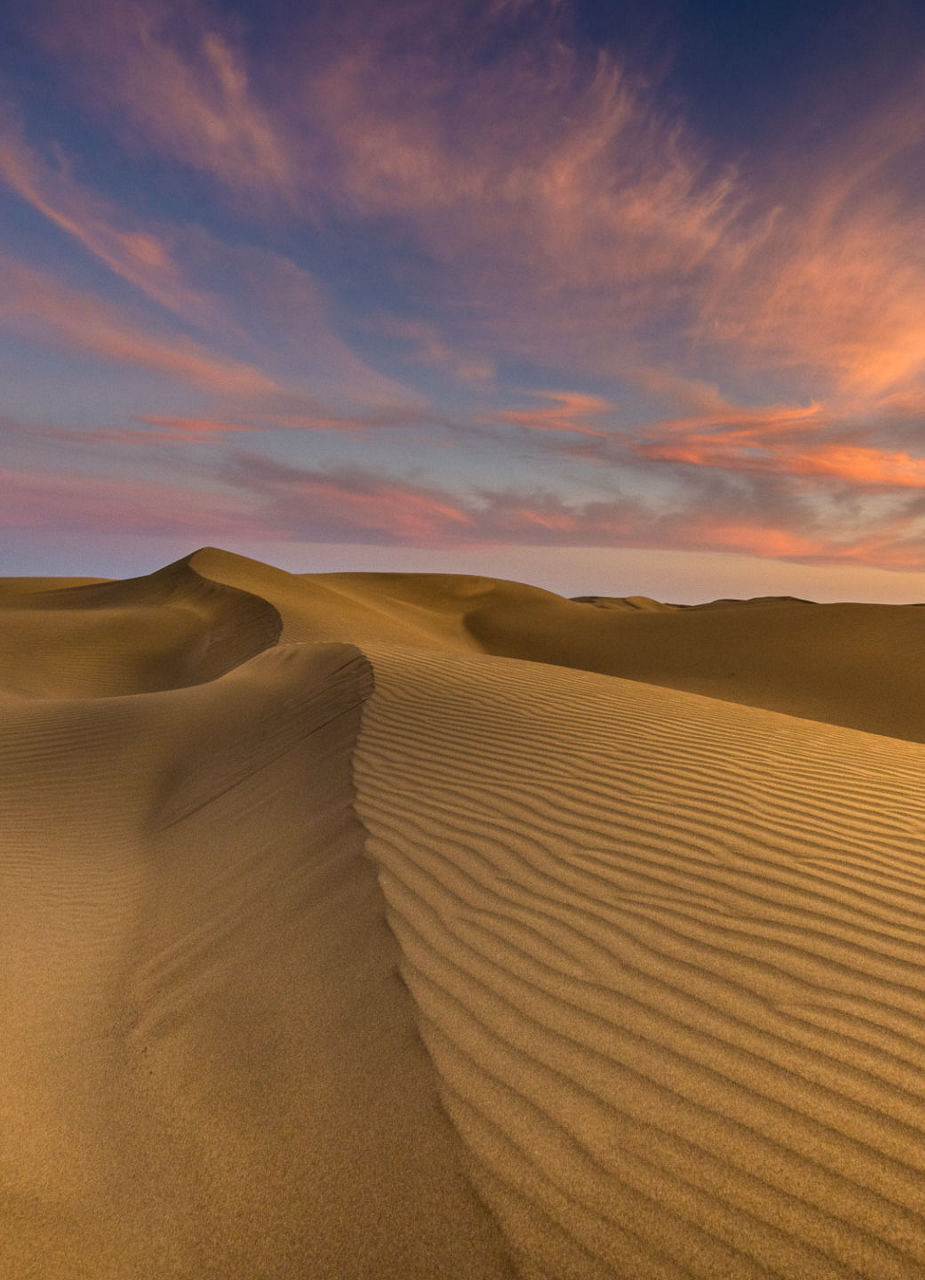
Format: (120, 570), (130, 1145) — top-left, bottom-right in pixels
(0, 577), (109, 597)
(0, 628), (513, 1273)
(465, 594), (925, 743)
(0, 555), (282, 698)
(354, 644), (925, 1279)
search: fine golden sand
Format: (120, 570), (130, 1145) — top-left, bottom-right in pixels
(3, 548), (925, 1278)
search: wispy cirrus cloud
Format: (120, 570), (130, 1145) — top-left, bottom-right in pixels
(0, 119), (415, 407)
(24, 0), (925, 408)
(0, 241), (428, 428)
(0, 106), (218, 327)
(28, 0), (740, 349)
(8, 0), (925, 580)
(698, 71), (925, 403)
(367, 314), (495, 384)
(88, 402), (443, 443)
(29, 0), (292, 199)
(0, 252), (278, 395)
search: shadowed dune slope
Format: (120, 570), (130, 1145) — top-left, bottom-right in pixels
(0, 554), (282, 699)
(465, 593), (925, 743)
(0, 631), (514, 1277)
(354, 643), (925, 1280)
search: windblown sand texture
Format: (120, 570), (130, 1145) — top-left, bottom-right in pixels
(4, 548), (925, 1278)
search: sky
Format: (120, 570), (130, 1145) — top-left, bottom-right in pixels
(3, 0), (925, 601)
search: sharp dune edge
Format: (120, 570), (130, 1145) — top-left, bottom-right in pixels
(3, 549), (925, 1278)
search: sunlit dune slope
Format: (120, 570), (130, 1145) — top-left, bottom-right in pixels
(355, 642), (925, 1279)
(186, 547), (499, 650)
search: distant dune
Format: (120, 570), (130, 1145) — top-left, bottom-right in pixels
(3, 548), (925, 1278)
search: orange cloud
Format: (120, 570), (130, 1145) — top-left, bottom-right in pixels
(485, 391), (613, 436)
(687, 521), (825, 560)
(699, 74), (925, 403)
(635, 397), (925, 491)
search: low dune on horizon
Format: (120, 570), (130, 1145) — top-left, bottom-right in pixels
(3, 546), (925, 1279)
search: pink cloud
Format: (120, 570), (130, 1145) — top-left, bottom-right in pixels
(25, 0), (925, 418)
(369, 315), (495, 384)
(230, 458), (478, 543)
(300, 16), (739, 351)
(0, 123), (413, 409)
(13, 0), (925, 578)
(33, 0), (292, 199)
(0, 252), (278, 396)
(0, 465), (265, 538)
(8, 446), (925, 572)
(116, 406), (432, 440)
(226, 454), (925, 570)
(0, 108), (218, 328)
(630, 383), (925, 492)
(32, 0), (738, 351)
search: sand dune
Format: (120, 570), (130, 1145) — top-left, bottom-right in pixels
(195, 549), (925, 741)
(4, 547), (925, 1278)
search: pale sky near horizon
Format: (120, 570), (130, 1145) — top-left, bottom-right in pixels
(3, 0), (925, 602)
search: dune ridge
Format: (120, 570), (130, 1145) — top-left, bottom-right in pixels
(353, 643), (925, 1279)
(0, 556), (515, 1279)
(190, 551), (925, 742)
